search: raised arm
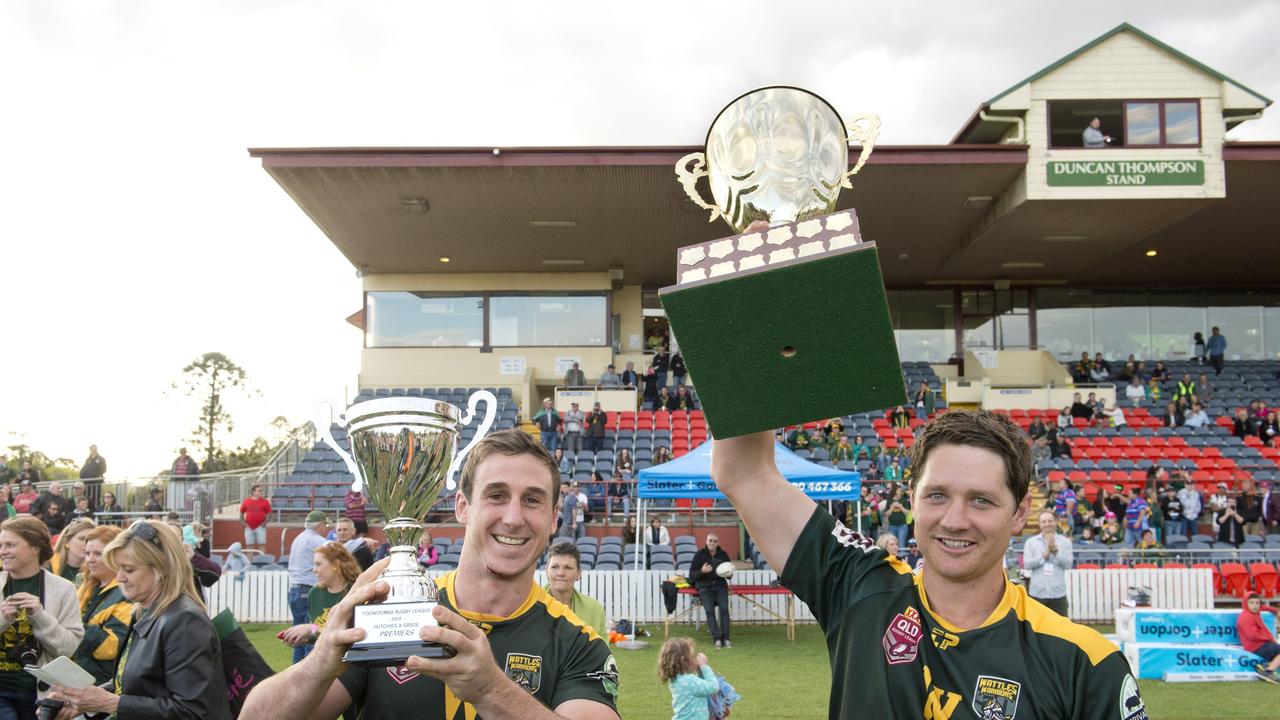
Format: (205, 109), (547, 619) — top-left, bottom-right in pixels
(711, 431), (816, 575)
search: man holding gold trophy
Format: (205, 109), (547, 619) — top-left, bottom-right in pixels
(662, 87), (1144, 719)
(243, 392), (619, 720)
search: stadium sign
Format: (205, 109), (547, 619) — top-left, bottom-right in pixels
(1046, 159), (1204, 187)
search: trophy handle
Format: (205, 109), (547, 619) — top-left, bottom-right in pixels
(318, 403), (364, 493)
(674, 152), (722, 223)
(445, 390), (498, 490)
(840, 113), (881, 189)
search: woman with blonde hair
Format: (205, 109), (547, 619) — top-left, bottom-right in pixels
(48, 520), (229, 720)
(49, 517), (95, 584)
(279, 541), (360, 651)
(72, 524), (129, 683)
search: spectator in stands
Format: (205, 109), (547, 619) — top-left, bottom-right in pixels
(1055, 406), (1071, 430)
(1259, 410), (1279, 444)
(689, 533), (732, 648)
(552, 448), (570, 475)
(287, 510), (331, 663)
(1088, 362), (1108, 383)
(786, 426), (810, 452)
(1162, 402), (1184, 429)
(142, 486), (164, 517)
(645, 517), (671, 548)
(1069, 393), (1092, 423)
(187, 522), (211, 558)
(0, 458), (11, 487)
(1078, 527), (1096, 545)
(652, 346), (671, 389)
(1178, 478), (1203, 538)
(333, 517), (374, 571)
(1184, 401), (1210, 428)
(240, 484), (272, 553)
(1143, 487), (1164, 543)
(673, 384), (695, 411)
(670, 350), (687, 389)
(1071, 353), (1092, 384)
(1023, 511), (1072, 616)
(1267, 486), (1280, 537)
(601, 470), (627, 516)
(1082, 117), (1112, 147)
(1123, 489), (1150, 548)
(71, 496), (94, 523)
(222, 542), (252, 575)
(15, 460), (42, 487)
(642, 367), (660, 410)
(1207, 326), (1227, 375)
(1193, 331), (1207, 365)
(1100, 403), (1126, 428)
(859, 487), (881, 538)
(889, 405), (911, 429)
(1195, 373), (1214, 404)
(1172, 373), (1195, 404)
(831, 436), (855, 463)
(73, 524), (128, 684)
(563, 402), (585, 454)
(620, 360), (639, 389)
(1026, 417), (1047, 440)
(874, 532), (899, 558)
(884, 457), (903, 482)
(1149, 362), (1169, 384)
(12, 480), (37, 515)
(1053, 478), (1077, 535)
(534, 398), (562, 451)
(0, 487), (13, 521)
(544, 541), (607, 638)
(557, 481), (580, 539)
(1049, 434), (1072, 460)
(50, 518), (95, 583)
(621, 516), (638, 545)
(28, 481), (63, 521)
(599, 363), (622, 388)
(1093, 352), (1110, 377)
(1238, 479), (1265, 538)
(1232, 408), (1254, 440)
(1208, 482), (1231, 525)
(1123, 376), (1145, 406)
(343, 487), (367, 535)
(1159, 485), (1185, 542)
(0, 516), (84, 717)
(50, 520), (228, 720)
(585, 402), (608, 453)
(170, 447), (200, 479)
(653, 446), (673, 465)
(656, 386), (676, 412)
(1216, 499), (1247, 547)
(1136, 529), (1160, 551)
(97, 491), (122, 525)
(911, 382), (934, 421)
(615, 448), (634, 476)
(1099, 513), (1123, 545)
(78, 445), (106, 508)
(1237, 592), (1280, 682)
(280, 541), (360, 659)
(40, 499), (67, 536)
(883, 487), (911, 547)
(178, 524), (221, 603)
(563, 361), (587, 388)
(414, 531), (439, 568)
(574, 482), (590, 528)
(658, 637), (725, 719)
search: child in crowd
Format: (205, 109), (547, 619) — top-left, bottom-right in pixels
(659, 637), (728, 720)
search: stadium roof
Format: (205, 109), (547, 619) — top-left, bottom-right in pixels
(251, 143), (1280, 289)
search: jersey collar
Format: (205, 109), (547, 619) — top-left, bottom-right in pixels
(438, 570), (541, 624)
(913, 570), (1017, 634)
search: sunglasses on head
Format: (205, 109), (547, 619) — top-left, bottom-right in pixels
(129, 520), (163, 548)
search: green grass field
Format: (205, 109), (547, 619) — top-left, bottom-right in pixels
(243, 623), (1277, 719)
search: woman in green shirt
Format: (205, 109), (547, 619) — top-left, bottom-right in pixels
(0, 485), (15, 520)
(49, 518), (96, 584)
(279, 541), (360, 651)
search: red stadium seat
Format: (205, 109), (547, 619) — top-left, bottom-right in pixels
(1221, 563), (1251, 599)
(1163, 562), (1187, 570)
(1076, 563), (1101, 570)
(1250, 563), (1278, 597)
(1133, 563), (1160, 570)
(1105, 563), (1129, 570)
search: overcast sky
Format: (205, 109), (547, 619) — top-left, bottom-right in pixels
(2, 1), (1277, 478)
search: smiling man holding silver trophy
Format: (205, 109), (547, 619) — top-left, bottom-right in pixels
(242, 392), (619, 720)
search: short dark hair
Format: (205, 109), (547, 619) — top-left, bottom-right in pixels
(547, 539), (580, 567)
(1, 516), (54, 564)
(458, 429), (561, 508)
(907, 410), (1032, 509)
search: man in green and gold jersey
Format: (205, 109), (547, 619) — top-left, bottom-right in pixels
(713, 409), (1146, 720)
(242, 430), (619, 720)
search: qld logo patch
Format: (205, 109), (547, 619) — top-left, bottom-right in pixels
(505, 653), (543, 694)
(881, 607), (923, 665)
(971, 675), (1020, 719)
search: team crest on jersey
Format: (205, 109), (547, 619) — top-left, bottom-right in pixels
(930, 627), (960, 651)
(505, 653), (543, 694)
(585, 655), (620, 699)
(1119, 674), (1148, 720)
(830, 521), (875, 552)
(971, 675), (1020, 719)
(384, 665), (418, 685)
(881, 607), (923, 665)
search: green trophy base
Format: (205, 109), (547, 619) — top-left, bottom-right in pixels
(659, 210), (905, 439)
(343, 640), (455, 667)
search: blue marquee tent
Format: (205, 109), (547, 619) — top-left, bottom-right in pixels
(637, 440), (860, 501)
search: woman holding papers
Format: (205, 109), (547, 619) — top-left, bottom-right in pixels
(72, 525), (128, 684)
(48, 520), (229, 720)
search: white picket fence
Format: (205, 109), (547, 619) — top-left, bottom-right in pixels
(205, 569), (813, 625)
(206, 568), (1215, 625)
(1064, 568), (1214, 622)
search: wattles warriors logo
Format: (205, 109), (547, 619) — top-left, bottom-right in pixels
(504, 653), (543, 693)
(881, 607), (923, 665)
(971, 675), (1020, 720)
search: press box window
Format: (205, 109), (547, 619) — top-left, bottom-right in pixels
(365, 292), (484, 347)
(489, 295), (608, 347)
(1125, 101), (1200, 147)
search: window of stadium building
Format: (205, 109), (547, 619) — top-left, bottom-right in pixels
(489, 294), (608, 347)
(1047, 99), (1200, 148)
(365, 292), (484, 347)
(888, 290), (956, 363)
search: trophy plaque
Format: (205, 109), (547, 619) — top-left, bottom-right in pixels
(321, 390), (496, 666)
(660, 86), (904, 438)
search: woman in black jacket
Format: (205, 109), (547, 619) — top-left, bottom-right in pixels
(49, 520), (230, 720)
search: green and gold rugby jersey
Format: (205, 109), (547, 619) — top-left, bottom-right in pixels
(338, 571), (618, 720)
(781, 507), (1146, 720)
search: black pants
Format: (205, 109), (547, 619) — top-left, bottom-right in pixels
(1211, 355), (1224, 375)
(1034, 595), (1069, 617)
(698, 584), (731, 642)
(585, 435), (604, 453)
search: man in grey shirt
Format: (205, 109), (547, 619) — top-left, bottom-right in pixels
(563, 401), (585, 454)
(599, 364), (622, 387)
(1178, 477), (1203, 540)
(1023, 511), (1073, 617)
(287, 510), (331, 662)
(1082, 117), (1112, 148)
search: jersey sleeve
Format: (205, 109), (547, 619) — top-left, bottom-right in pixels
(337, 663), (369, 707)
(1073, 652), (1147, 720)
(549, 631), (620, 713)
(779, 505), (904, 631)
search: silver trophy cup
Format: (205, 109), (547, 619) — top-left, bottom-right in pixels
(321, 390), (496, 666)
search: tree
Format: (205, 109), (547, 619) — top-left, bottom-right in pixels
(173, 352), (254, 469)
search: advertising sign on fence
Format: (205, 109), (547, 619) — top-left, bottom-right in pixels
(1124, 642), (1266, 680)
(1116, 609), (1275, 645)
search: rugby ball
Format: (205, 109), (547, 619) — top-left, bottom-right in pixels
(715, 562), (735, 579)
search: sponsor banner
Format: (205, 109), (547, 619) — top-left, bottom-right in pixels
(639, 477), (859, 501)
(1116, 609), (1275, 645)
(1124, 643), (1267, 680)
(1046, 159), (1205, 187)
